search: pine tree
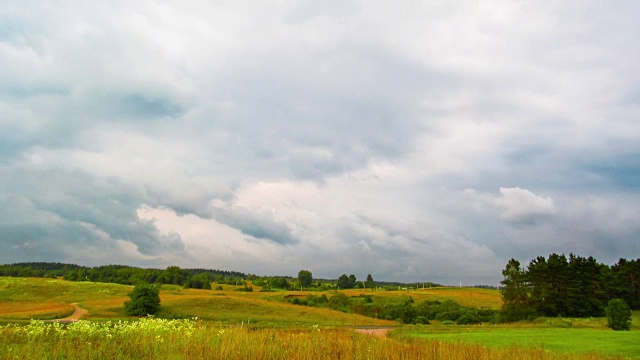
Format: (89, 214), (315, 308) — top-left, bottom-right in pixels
(500, 258), (533, 321)
(365, 274), (375, 289)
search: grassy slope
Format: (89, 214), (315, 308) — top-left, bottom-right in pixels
(0, 278), (393, 326)
(0, 277), (130, 320)
(2, 277), (639, 357)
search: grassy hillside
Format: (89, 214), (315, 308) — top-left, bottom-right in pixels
(0, 277), (393, 326)
(2, 277), (638, 358)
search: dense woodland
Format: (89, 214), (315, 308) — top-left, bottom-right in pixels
(0, 262), (247, 288)
(0, 262), (439, 291)
(500, 254), (640, 321)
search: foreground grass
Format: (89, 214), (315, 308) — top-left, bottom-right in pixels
(0, 318), (620, 360)
(398, 325), (640, 358)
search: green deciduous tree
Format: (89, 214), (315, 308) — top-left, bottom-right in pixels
(267, 277), (289, 290)
(298, 270), (313, 288)
(337, 274), (350, 289)
(124, 283), (161, 316)
(606, 298), (632, 331)
(348, 274), (357, 289)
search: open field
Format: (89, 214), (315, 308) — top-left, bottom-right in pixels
(0, 317), (619, 360)
(397, 325), (640, 358)
(0, 278), (393, 326)
(0, 302), (74, 320)
(254, 286), (502, 312)
(0, 277), (637, 359)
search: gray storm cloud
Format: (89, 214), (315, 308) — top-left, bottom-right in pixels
(1, 1), (639, 283)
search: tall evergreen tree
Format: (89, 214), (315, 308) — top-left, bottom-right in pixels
(612, 259), (640, 309)
(500, 258), (533, 321)
(527, 256), (553, 316)
(365, 274), (375, 289)
(546, 253), (569, 316)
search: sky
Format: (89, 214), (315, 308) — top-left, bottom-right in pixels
(1, 1), (639, 285)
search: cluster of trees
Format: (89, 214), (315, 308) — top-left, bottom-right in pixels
(286, 294), (496, 325)
(500, 254), (640, 322)
(336, 274), (376, 289)
(0, 262), (246, 289)
(251, 272), (379, 292)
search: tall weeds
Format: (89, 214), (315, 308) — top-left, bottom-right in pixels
(0, 318), (617, 360)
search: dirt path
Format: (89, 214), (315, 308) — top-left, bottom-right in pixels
(355, 327), (393, 337)
(54, 303), (88, 322)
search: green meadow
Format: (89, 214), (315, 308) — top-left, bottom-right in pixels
(1, 277), (638, 359)
(397, 325), (640, 358)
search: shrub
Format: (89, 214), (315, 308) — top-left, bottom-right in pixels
(455, 313), (481, 325)
(435, 311), (460, 322)
(124, 283), (161, 316)
(606, 298), (631, 331)
(328, 293), (350, 311)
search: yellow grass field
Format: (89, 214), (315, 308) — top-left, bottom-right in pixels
(1, 277), (637, 359)
(340, 287), (502, 309)
(0, 301), (74, 320)
(0, 277), (395, 325)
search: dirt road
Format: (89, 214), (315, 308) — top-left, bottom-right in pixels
(55, 303), (88, 322)
(355, 327), (393, 337)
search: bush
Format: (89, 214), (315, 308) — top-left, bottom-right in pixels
(124, 283), (161, 316)
(456, 313), (481, 325)
(606, 298), (631, 331)
(435, 311), (460, 322)
(328, 293), (350, 311)
(415, 316), (430, 325)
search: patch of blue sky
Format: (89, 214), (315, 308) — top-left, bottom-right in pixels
(117, 94), (184, 119)
(586, 154), (640, 191)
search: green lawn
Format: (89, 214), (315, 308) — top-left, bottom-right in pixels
(401, 327), (640, 358)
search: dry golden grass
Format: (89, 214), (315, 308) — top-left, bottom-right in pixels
(0, 277), (501, 323)
(340, 286), (502, 309)
(79, 298), (128, 318)
(0, 319), (618, 360)
(158, 294), (395, 326)
(0, 301), (75, 320)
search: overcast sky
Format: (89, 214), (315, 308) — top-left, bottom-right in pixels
(1, 1), (639, 285)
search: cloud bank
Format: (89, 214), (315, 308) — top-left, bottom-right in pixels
(1, 1), (639, 284)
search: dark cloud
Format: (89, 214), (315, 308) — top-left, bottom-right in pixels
(0, 166), (187, 264)
(0, 1), (639, 284)
(209, 204), (299, 245)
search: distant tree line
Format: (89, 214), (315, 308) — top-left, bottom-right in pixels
(0, 263), (443, 293)
(286, 294), (496, 325)
(500, 254), (640, 321)
(0, 262), (246, 289)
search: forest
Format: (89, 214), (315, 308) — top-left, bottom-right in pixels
(500, 253), (640, 321)
(0, 262), (247, 288)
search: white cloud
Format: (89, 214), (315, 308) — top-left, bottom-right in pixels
(1, 1), (640, 284)
(494, 187), (556, 224)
